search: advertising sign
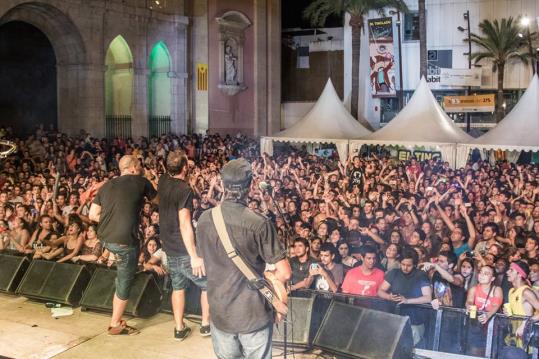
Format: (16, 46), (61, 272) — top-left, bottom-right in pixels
(368, 17), (396, 97)
(398, 149), (441, 162)
(443, 94), (495, 113)
(440, 68), (482, 87)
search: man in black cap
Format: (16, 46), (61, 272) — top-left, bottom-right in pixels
(196, 158), (291, 359)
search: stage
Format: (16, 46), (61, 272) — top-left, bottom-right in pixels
(0, 293), (487, 359)
(0, 293), (320, 359)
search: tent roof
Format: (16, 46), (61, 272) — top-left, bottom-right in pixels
(353, 77), (473, 146)
(271, 79), (372, 140)
(469, 74), (539, 151)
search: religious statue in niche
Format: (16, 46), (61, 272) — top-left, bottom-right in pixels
(216, 10), (250, 96)
(224, 44), (238, 85)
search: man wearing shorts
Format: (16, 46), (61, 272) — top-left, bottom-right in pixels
(89, 155), (156, 335)
(158, 150), (210, 340)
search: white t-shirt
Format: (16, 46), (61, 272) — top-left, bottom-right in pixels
(152, 248), (168, 270)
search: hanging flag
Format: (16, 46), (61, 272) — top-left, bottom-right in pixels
(368, 17), (396, 97)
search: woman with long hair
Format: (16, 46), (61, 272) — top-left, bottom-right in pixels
(381, 243), (401, 272)
(72, 224), (103, 263)
(465, 265), (503, 356)
(336, 239), (358, 269)
(0, 217), (31, 253)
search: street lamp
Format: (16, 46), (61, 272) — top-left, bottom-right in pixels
(458, 10), (472, 132)
(389, 10), (404, 110)
(520, 16), (536, 75)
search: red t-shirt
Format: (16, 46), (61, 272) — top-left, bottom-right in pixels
(341, 267), (385, 296)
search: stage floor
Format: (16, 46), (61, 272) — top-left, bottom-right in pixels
(0, 293), (485, 359)
(0, 293), (317, 359)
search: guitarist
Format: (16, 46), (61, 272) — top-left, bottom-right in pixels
(196, 158), (291, 359)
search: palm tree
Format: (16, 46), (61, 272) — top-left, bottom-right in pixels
(469, 17), (529, 122)
(304, 0), (407, 130)
(418, 0), (427, 78)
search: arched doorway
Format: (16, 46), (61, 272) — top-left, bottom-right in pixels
(148, 41), (172, 137)
(0, 2), (87, 136)
(105, 35), (134, 138)
(0, 21), (56, 136)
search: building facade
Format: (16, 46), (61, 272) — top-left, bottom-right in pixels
(0, 0), (189, 138)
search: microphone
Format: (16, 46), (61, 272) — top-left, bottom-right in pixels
(258, 181), (273, 192)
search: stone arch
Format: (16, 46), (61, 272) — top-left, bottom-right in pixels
(0, 2), (86, 65)
(148, 41), (172, 136)
(105, 35), (134, 116)
(148, 41), (172, 116)
(0, 2), (88, 135)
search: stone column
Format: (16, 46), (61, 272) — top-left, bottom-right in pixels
(171, 24), (189, 135)
(266, 0), (281, 134)
(132, 67), (149, 138)
(253, 0), (268, 136)
(57, 63), (105, 137)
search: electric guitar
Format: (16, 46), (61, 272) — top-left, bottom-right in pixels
(263, 270), (288, 323)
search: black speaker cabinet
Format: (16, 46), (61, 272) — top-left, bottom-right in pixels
(80, 267), (162, 317)
(0, 253), (30, 293)
(313, 300), (414, 359)
(16, 260), (91, 306)
(160, 281), (202, 316)
(271, 295), (334, 347)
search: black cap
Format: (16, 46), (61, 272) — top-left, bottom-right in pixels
(221, 158), (252, 190)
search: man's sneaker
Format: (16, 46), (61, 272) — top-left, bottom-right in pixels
(108, 320), (140, 336)
(199, 325), (211, 337)
(174, 326), (191, 341)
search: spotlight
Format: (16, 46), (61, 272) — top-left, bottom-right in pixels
(457, 26), (466, 32)
(521, 16), (530, 27)
(463, 12), (469, 20)
(518, 33), (524, 38)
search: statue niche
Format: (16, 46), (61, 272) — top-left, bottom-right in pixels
(216, 11), (250, 96)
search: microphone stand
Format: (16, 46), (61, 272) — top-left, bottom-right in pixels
(262, 186), (291, 359)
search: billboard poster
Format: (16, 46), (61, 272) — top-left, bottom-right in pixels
(368, 17), (396, 97)
(439, 68), (482, 87)
(443, 94), (495, 113)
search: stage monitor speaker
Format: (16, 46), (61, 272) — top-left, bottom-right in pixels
(80, 267), (162, 317)
(0, 253), (30, 293)
(272, 295), (333, 347)
(16, 260), (91, 306)
(160, 282), (202, 316)
(313, 300), (414, 359)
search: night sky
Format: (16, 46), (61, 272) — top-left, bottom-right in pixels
(282, 0), (344, 29)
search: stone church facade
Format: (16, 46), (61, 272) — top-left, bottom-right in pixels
(0, 0), (188, 138)
(0, 0), (281, 138)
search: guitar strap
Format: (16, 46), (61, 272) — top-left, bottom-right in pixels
(211, 205), (288, 316)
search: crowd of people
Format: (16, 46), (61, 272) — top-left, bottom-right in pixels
(2, 125), (539, 354)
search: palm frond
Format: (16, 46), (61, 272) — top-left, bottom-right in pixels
(469, 16), (528, 68)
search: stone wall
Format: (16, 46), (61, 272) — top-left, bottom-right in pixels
(0, 0), (189, 138)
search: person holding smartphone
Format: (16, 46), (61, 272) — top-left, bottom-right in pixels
(309, 243), (343, 293)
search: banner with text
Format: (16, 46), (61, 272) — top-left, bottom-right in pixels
(439, 68), (482, 87)
(443, 94), (495, 113)
(398, 149), (442, 162)
(368, 17), (396, 97)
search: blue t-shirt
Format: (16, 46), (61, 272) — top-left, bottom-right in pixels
(453, 243), (470, 257)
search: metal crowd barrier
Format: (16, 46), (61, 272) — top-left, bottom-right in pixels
(295, 289), (536, 359)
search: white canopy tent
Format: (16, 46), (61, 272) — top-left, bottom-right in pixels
(349, 77), (473, 167)
(260, 79), (372, 162)
(456, 74), (539, 168)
